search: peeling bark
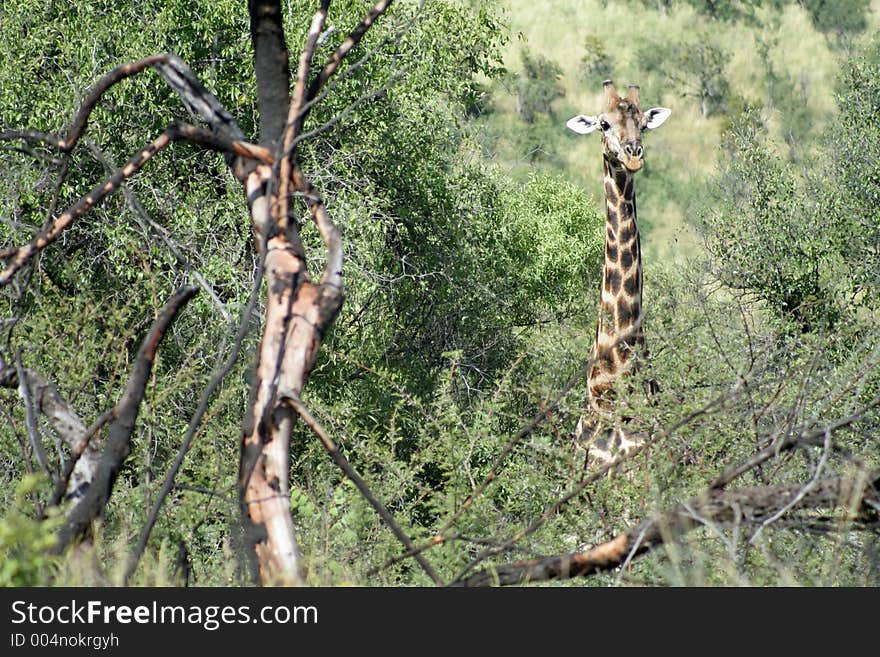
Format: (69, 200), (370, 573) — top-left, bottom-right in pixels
(1, 0), (391, 585)
(235, 0), (382, 586)
(0, 366), (102, 500)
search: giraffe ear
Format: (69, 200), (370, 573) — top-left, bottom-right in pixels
(566, 115), (600, 135)
(644, 107), (672, 130)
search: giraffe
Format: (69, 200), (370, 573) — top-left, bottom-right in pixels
(566, 80), (671, 467)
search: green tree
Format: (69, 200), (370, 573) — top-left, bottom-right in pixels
(702, 115), (836, 330)
(514, 47), (565, 124)
(824, 39), (880, 308)
(802, 0), (871, 35)
(580, 35), (614, 83)
(639, 33), (730, 117)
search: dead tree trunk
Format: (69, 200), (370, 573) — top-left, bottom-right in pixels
(235, 0), (389, 585)
(0, 0), (392, 585)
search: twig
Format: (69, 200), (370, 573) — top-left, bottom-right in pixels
(1, 120), (274, 287)
(710, 392), (880, 490)
(50, 408), (116, 507)
(0, 130), (174, 285)
(86, 140), (235, 323)
(307, 0), (394, 106)
(61, 55), (170, 151)
(748, 428), (832, 545)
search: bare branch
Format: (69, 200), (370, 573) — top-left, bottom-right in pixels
(283, 0), (330, 150)
(170, 122), (271, 163)
(276, 1), (330, 236)
(292, 168), (343, 293)
(53, 286), (198, 554)
(13, 351), (55, 484)
(0, 130), (174, 285)
(62, 55), (169, 152)
(50, 408), (116, 507)
(711, 392), (880, 490)
(748, 428), (833, 544)
(0, 121), (272, 287)
(124, 248), (269, 584)
(0, 130), (66, 149)
(154, 56), (245, 140)
(86, 141), (236, 324)
(307, 0), (394, 105)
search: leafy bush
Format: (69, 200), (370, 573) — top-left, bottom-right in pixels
(0, 475), (61, 586)
(701, 112), (839, 330)
(580, 35), (614, 83)
(702, 38), (880, 331)
(514, 47), (565, 124)
(802, 0), (871, 35)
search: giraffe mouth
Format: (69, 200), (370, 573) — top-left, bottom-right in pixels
(622, 157), (643, 173)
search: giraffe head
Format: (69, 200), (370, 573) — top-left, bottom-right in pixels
(566, 80), (671, 173)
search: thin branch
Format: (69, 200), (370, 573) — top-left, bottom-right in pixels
(711, 392), (880, 490)
(0, 130), (174, 285)
(50, 408), (116, 507)
(0, 144), (63, 166)
(0, 130), (66, 149)
(281, 0), (330, 157)
(124, 248), (269, 584)
(291, 0), (424, 132)
(438, 355), (595, 537)
(748, 428), (833, 545)
(287, 394), (443, 586)
(286, 63), (410, 155)
(61, 55), (169, 151)
(450, 383), (742, 583)
(1, 121), (271, 287)
(307, 0), (394, 106)
(275, 1), (330, 235)
(14, 351), (55, 483)
(86, 140), (235, 323)
(292, 168), (342, 292)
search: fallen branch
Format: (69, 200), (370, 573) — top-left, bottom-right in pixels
(451, 471), (880, 586)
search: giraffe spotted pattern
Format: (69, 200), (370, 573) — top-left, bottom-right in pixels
(566, 80), (671, 468)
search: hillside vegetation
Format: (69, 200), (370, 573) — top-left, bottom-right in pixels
(0, 0), (878, 586)
(483, 0), (880, 261)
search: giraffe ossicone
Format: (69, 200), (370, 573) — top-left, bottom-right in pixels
(566, 80), (671, 469)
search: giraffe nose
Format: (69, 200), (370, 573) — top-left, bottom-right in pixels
(623, 142), (643, 158)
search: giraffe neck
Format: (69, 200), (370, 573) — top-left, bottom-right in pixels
(588, 156), (645, 405)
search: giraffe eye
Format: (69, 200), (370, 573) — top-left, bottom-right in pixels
(599, 119), (611, 131)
